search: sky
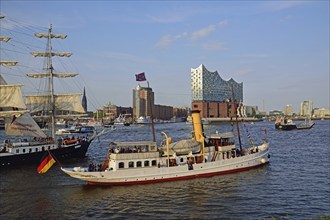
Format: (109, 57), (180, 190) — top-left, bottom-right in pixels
(1, 1), (329, 113)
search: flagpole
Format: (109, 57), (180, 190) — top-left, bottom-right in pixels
(147, 81), (156, 142)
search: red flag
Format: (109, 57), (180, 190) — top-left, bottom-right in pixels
(135, 72), (146, 81)
(37, 152), (56, 174)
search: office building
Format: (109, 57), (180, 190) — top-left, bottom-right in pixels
(283, 104), (293, 116)
(133, 85), (154, 119)
(133, 85), (173, 120)
(300, 100), (313, 117)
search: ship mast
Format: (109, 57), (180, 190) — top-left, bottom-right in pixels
(28, 24), (73, 139)
(48, 25), (56, 139)
(231, 84), (243, 154)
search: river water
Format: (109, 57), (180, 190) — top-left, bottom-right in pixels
(1, 120), (329, 219)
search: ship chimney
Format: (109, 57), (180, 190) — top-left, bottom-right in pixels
(191, 110), (204, 143)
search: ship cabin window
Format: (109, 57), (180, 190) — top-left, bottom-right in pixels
(42, 147), (45, 151)
(23, 149), (26, 153)
(29, 148), (32, 153)
(16, 149), (19, 153)
(144, 161), (149, 167)
(222, 139), (229, 146)
(48, 146), (51, 150)
(151, 160), (157, 166)
(119, 162), (124, 169)
(129, 161), (134, 168)
(180, 158), (184, 163)
(137, 161), (142, 167)
(35, 148), (38, 152)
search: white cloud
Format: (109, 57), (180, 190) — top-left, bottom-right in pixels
(156, 35), (174, 48)
(156, 20), (228, 48)
(155, 32), (187, 48)
(191, 24), (217, 41)
(191, 20), (228, 41)
(201, 42), (226, 51)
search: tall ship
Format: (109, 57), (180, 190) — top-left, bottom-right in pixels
(0, 17), (95, 167)
(61, 110), (270, 185)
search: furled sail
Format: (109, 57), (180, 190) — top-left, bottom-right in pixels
(26, 73), (78, 78)
(35, 33), (67, 39)
(0, 61), (18, 66)
(25, 94), (85, 113)
(31, 52), (72, 57)
(5, 113), (47, 138)
(0, 36), (11, 42)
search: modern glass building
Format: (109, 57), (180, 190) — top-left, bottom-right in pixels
(191, 64), (243, 102)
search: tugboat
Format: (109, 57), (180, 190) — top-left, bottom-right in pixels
(275, 116), (315, 130)
(61, 110), (270, 185)
(275, 117), (297, 130)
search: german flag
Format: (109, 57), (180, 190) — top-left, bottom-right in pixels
(37, 152), (56, 174)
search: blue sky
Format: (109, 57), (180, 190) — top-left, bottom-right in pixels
(1, 1), (329, 113)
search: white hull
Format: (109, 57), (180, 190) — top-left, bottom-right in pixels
(61, 143), (270, 185)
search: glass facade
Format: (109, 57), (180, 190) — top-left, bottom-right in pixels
(191, 64), (243, 102)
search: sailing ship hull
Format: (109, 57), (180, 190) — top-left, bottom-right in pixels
(0, 140), (92, 167)
(61, 146), (270, 186)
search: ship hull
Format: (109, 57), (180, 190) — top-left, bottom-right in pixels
(275, 123), (297, 130)
(61, 148), (270, 186)
(0, 140), (92, 168)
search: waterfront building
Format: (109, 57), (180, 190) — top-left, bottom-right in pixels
(191, 101), (238, 118)
(191, 64), (243, 102)
(103, 103), (133, 120)
(173, 107), (189, 118)
(300, 100), (313, 117)
(154, 104), (173, 120)
(132, 85), (174, 120)
(269, 110), (283, 117)
(245, 105), (259, 117)
(313, 108), (330, 118)
(133, 85), (154, 119)
(283, 104), (293, 116)
(190, 64), (243, 118)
